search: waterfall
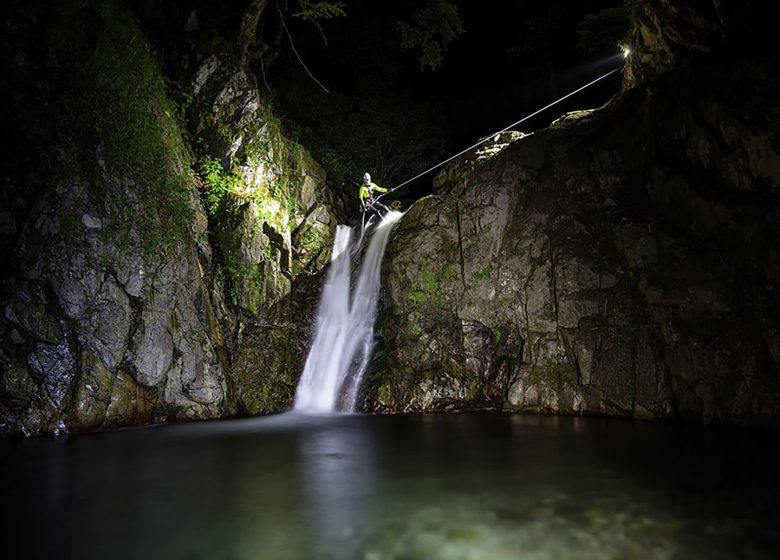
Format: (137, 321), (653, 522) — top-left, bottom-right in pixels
(294, 211), (403, 413)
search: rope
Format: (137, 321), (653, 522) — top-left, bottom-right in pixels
(376, 64), (623, 200)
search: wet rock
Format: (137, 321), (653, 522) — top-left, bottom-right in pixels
(188, 53), (341, 315)
(104, 370), (157, 428)
(28, 341), (75, 410)
(623, 1), (771, 89)
(369, 51), (780, 425)
(71, 352), (113, 429)
(0, 0), (347, 435)
(0, 2), (231, 435)
(231, 271), (324, 414)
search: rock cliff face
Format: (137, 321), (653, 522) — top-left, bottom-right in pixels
(624, 0), (771, 87)
(185, 51), (342, 415)
(365, 4), (780, 425)
(0, 0), (339, 435)
(1, 0), (777, 435)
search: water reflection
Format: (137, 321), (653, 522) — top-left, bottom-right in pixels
(2, 414), (779, 560)
(39, 440), (70, 557)
(297, 416), (377, 558)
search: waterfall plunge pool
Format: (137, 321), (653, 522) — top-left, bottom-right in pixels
(2, 413), (778, 559)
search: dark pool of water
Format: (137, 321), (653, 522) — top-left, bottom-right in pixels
(1, 413), (778, 559)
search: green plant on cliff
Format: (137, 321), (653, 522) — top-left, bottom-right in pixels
(43, 0), (195, 246)
(299, 228), (321, 252)
(472, 264), (493, 281)
(199, 148), (301, 233)
(408, 265), (456, 307)
(60, 211), (82, 241)
(222, 254), (264, 313)
(261, 113), (306, 219)
(205, 101), (306, 232)
(527, 360), (578, 388)
(199, 156), (243, 216)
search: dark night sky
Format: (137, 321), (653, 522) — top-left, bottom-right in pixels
(273, 0), (626, 149)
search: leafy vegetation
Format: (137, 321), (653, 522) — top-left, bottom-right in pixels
(199, 157), (243, 216)
(293, 0), (346, 38)
(198, 149), (301, 233)
(408, 265), (456, 307)
(398, 0), (465, 71)
(276, 80), (447, 188)
(576, 4), (632, 55)
(223, 253), (264, 312)
(42, 0), (195, 247)
(299, 228), (321, 252)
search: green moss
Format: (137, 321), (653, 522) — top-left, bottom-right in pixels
(472, 263), (493, 281)
(408, 264), (456, 307)
(253, 380), (291, 412)
(235, 100), (307, 230)
(527, 360), (578, 387)
(399, 309), (425, 339)
(409, 269), (441, 305)
(236, 372), (294, 414)
(377, 383), (393, 405)
(60, 211), (82, 240)
(222, 255), (264, 313)
(43, 0), (194, 247)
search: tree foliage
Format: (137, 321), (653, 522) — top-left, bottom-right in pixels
(576, 4), (631, 54)
(292, 1), (346, 44)
(293, 0), (346, 22)
(398, 0), (465, 71)
(237, 0), (346, 66)
(276, 76), (447, 188)
(507, 5), (566, 63)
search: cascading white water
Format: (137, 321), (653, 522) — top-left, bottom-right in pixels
(294, 211), (403, 413)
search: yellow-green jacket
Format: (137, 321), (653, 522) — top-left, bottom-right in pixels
(359, 181), (388, 205)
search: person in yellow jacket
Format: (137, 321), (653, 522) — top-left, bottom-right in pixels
(358, 172), (388, 212)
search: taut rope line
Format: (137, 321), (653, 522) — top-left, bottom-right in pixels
(376, 64), (623, 201)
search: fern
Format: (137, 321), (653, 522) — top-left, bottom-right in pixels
(293, 1), (346, 22)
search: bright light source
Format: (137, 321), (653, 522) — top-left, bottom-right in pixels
(622, 47), (631, 58)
